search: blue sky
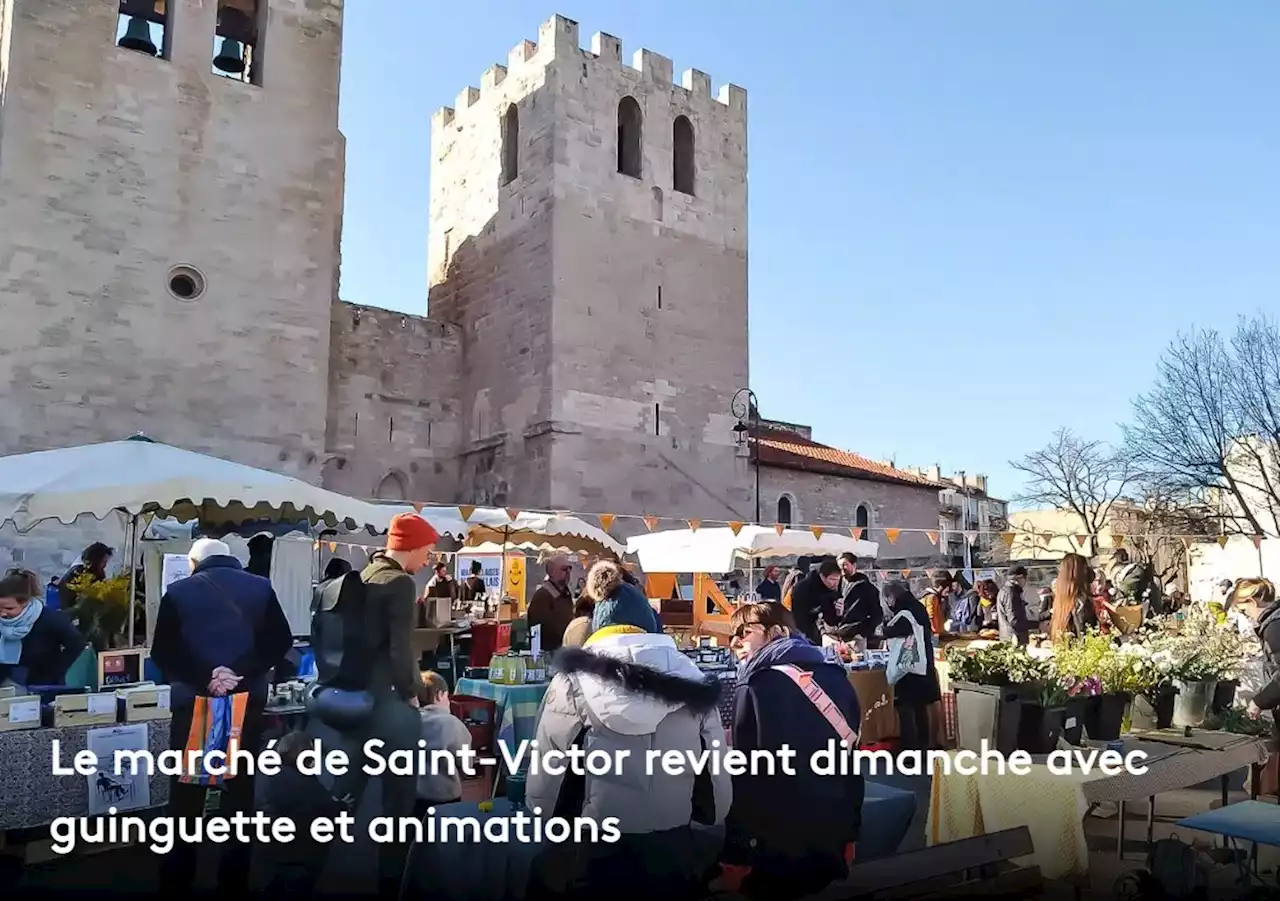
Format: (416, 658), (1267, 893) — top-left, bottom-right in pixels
(337, 2), (1279, 503)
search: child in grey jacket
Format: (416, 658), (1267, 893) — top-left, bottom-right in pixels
(415, 670), (472, 817)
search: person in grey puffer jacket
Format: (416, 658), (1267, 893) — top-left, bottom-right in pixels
(527, 566), (731, 901)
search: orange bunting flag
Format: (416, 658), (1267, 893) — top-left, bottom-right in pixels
(1075, 535), (1089, 550)
(884, 528), (901, 544)
(775, 523), (786, 536)
(1217, 535), (1229, 548)
(1112, 535), (1125, 549)
(811, 526), (824, 540)
(412, 502), (424, 513)
(1000, 532), (1015, 548)
(643, 516), (659, 532)
(598, 514), (616, 532)
(688, 519), (701, 532)
(459, 505), (476, 522)
(851, 527), (864, 540)
(327, 541), (337, 552)
(901, 569), (912, 578)
(1252, 535), (1264, 549)
(506, 508), (520, 520)
(729, 521), (745, 536)
(313, 541), (321, 551)
(925, 531), (938, 546)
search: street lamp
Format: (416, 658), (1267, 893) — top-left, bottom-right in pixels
(731, 388), (760, 524)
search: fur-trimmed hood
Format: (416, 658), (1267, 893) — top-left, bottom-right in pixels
(553, 632), (721, 735)
(583, 559), (625, 602)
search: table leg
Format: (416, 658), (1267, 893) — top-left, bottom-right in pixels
(1250, 762), (1260, 801)
(449, 634), (460, 689)
(1220, 773), (1229, 810)
(1146, 795), (1155, 846)
(1117, 800), (1126, 858)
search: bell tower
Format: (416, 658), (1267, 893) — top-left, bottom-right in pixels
(0, 0), (344, 478)
(429, 15), (751, 521)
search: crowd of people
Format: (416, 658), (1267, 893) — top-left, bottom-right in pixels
(3, 520), (1277, 899)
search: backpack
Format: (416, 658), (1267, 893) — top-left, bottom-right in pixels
(1114, 835), (1208, 900)
(309, 571), (375, 693)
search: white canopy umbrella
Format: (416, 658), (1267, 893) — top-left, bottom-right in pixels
(0, 436), (390, 532)
(372, 505), (626, 558)
(626, 525), (879, 574)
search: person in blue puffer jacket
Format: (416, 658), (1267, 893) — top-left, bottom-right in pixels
(716, 602), (863, 900)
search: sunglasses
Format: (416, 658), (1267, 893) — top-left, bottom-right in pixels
(731, 622), (764, 641)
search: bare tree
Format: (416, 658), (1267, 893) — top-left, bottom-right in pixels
(1125, 315), (1280, 537)
(1010, 429), (1137, 556)
(1113, 488), (1216, 590)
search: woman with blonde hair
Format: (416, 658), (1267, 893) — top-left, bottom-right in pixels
(1050, 553), (1098, 640)
(1230, 579), (1279, 731)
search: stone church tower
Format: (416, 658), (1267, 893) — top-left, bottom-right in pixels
(0, 0), (344, 479)
(0, 5), (752, 528)
(426, 15), (752, 521)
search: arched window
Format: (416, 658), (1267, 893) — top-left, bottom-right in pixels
(777, 496), (793, 526)
(376, 471), (408, 502)
(501, 104), (519, 186)
(855, 504), (870, 535)
(672, 115), (695, 195)
(617, 96), (643, 178)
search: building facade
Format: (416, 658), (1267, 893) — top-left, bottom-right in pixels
(1, 5), (958, 574)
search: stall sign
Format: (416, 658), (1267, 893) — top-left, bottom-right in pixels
(162, 554), (190, 591)
(455, 552), (528, 610)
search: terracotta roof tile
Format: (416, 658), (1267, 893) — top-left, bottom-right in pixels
(753, 428), (941, 488)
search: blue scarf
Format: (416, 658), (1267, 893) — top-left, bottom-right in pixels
(0, 598), (44, 665)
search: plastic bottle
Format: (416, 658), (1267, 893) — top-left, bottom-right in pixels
(510, 653), (526, 686)
(489, 654), (507, 685)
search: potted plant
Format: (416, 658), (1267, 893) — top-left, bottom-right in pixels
(948, 645), (1048, 756)
(1053, 633), (1116, 741)
(65, 571), (131, 651)
(1169, 653), (1220, 728)
(1017, 678), (1070, 754)
(1119, 644), (1178, 730)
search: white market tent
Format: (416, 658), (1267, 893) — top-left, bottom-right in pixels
(0, 436), (394, 645)
(373, 505), (627, 558)
(626, 525), (880, 574)
(0, 436), (391, 532)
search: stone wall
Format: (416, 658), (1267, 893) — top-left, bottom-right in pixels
(762, 466), (944, 566)
(0, 0), (344, 479)
(322, 301), (464, 504)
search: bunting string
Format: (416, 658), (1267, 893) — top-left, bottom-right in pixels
(386, 501), (1268, 546)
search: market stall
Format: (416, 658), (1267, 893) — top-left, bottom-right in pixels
(0, 436), (388, 834)
(932, 605), (1276, 881)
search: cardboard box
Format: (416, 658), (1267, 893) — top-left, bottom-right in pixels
(0, 694), (42, 733)
(52, 691), (119, 728)
(117, 684), (171, 722)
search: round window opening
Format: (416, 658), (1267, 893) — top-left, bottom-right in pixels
(167, 266), (205, 300)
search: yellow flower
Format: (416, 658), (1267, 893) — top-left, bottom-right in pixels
(478, 800), (493, 813)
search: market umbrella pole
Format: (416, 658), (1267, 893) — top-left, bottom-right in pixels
(125, 512), (139, 647)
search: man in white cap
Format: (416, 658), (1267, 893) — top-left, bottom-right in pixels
(150, 535), (293, 895)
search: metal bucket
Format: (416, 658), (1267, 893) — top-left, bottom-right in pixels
(1171, 680), (1217, 728)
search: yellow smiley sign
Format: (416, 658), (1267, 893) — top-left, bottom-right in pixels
(504, 554), (527, 611)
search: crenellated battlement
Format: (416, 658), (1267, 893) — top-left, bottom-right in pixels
(431, 14), (746, 129)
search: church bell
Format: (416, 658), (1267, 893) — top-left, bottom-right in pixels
(117, 16), (158, 57)
(213, 37), (246, 74)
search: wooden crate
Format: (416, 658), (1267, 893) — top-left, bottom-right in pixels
(0, 694), (42, 733)
(118, 684), (172, 722)
(52, 691), (119, 728)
